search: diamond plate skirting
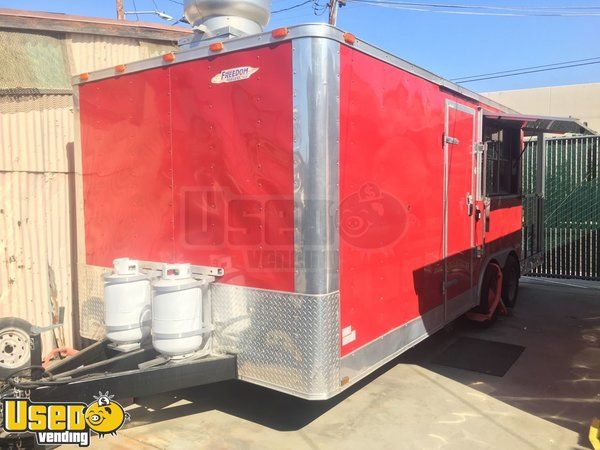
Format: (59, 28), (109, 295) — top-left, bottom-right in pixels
(78, 264), (109, 340)
(211, 283), (341, 399)
(78, 265), (342, 399)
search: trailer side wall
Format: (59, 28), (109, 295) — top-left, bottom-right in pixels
(339, 45), (446, 355)
(338, 45), (522, 358)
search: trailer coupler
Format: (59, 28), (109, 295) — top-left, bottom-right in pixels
(5, 339), (237, 403)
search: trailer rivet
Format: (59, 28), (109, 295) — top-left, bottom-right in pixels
(209, 42), (224, 52)
(343, 32), (356, 45)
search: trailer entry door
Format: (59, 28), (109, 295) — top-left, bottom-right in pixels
(444, 100), (476, 319)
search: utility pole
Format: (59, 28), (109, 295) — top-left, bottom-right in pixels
(116, 0), (125, 20)
(328, 0), (339, 26)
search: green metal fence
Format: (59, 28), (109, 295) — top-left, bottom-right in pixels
(523, 135), (600, 280)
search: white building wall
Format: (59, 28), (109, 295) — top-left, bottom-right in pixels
(483, 83), (600, 133)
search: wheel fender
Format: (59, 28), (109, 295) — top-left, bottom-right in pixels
(476, 248), (516, 301)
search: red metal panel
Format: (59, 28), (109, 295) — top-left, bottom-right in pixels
(80, 43), (295, 291)
(445, 105), (475, 301)
(80, 69), (174, 267)
(339, 46), (447, 355)
(486, 204), (522, 255)
(169, 43), (295, 291)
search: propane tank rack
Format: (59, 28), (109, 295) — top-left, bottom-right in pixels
(0, 262), (232, 404)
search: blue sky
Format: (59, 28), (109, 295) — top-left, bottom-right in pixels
(4, 0), (600, 92)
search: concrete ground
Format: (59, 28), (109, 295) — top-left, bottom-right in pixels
(89, 278), (600, 450)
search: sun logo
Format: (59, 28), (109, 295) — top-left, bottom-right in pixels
(84, 392), (129, 437)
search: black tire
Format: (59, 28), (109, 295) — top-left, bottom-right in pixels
(502, 256), (520, 308)
(472, 264), (500, 327)
(0, 317), (33, 380)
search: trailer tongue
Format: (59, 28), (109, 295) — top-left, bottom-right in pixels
(24, 340), (237, 403)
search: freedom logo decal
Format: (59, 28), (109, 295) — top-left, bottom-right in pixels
(211, 66), (259, 84)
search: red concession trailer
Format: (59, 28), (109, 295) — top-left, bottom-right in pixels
(69, 24), (589, 400)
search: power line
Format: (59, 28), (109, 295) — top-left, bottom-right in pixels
(161, 0), (323, 16)
(272, 0), (313, 14)
(131, 0), (140, 20)
(452, 56), (600, 82)
(348, 0), (600, 17)
(349, 0), (600, 12)
(456, 60), (600, 83)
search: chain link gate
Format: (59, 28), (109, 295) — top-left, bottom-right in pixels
(523, 135), (600, 280)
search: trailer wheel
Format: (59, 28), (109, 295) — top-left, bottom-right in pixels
(502, 256), (520, 308)
(0, 317), (33, 380)
(473, 265), (500, 326)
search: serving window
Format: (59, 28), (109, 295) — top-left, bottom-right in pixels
(483, 119), (522, 197)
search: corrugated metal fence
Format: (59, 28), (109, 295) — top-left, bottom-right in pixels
(0, 27), (177, 353)
(524, 135), (600, 280)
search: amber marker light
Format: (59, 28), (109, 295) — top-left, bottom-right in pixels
(343, 32), (356, 45)
(163, 52), (176, 63)
(271, 27), (288, 38)
(209, 42), (224, 52)
(115, 64), (126, 73)
(79, 73), (90, 81)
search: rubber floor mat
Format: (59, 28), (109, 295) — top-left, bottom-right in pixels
(432, 337), (525, 376)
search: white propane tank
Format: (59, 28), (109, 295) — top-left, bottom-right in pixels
(151, 263), (203, 357)
(103, 258), (151, 349)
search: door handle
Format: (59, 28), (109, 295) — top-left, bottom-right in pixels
(484, 197), (491, 232)
(466, 194), (474, 216)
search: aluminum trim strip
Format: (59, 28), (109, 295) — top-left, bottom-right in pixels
(292, 37), (340, 295)
(71, 23), (512, 113)
(340, 287), (475, 386)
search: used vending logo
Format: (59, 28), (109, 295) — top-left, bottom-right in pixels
(211, 66), (259, 84)
(2, 392), (129, 446)
(340, 182), (408, 249)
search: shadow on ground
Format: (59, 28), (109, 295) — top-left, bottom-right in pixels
(125, 278), (600, 448)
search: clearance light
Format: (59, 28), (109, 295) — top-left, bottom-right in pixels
(343, 32), (356, 45)
(79, 73), (90, 81)
(209, 42), (224, 52)
(115, 64), (126, 73)
(163, 52), (176, 63)
(271, 27), (288, 38)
